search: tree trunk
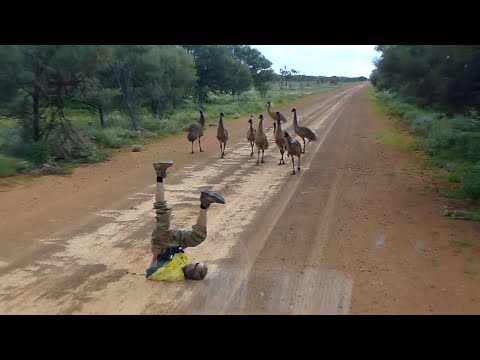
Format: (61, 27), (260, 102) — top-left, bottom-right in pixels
(151, 99), (157, 117)
(32, 89), (41, 142)
(173, 96), (176, 109)
(114, 67), (139, 131)
(125, 98), (138, 131)
(99, 107), (105, 128)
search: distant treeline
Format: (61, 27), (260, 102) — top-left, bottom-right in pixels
(275, 74), (368, 85)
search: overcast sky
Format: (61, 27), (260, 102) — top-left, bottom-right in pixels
(250, 45), (379, 78)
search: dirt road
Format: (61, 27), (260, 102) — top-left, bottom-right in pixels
(1, 83), (479, 314)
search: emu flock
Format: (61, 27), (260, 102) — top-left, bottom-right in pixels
(185, 101), (318, 175)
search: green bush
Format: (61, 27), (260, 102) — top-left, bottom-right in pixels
(426, 124), (480, 163)
(409, 113), (437, 136)
(454, 132), (480, 163)
(0, 126), (29, 157)
(460, 164), (480, 203)
(425, 120), (456, 155)
(88, 128), (132, 149)
(444, 209), (480, 221)
(0, 155), (30, 177)
(26, 141), (51, 164)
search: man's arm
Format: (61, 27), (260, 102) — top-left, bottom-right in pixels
(146, 247), (163, 278)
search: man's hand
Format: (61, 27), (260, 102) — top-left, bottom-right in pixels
(151, 246), (162, 258)
(149, 246), (162, 269)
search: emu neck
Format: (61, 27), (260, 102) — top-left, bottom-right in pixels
(293, 112), (298, 129)
(275, 118), (283, 135)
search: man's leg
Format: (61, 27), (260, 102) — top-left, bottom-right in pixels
(151, 161), (175, 248)
(197, 189), (225, 225)
(173, 190), (225, 248)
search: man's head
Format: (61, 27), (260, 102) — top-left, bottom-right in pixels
(183, 262), (208, 280)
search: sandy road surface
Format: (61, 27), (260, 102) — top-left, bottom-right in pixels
(1, 82), (479, 314)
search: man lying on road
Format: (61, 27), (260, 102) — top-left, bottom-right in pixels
(146, 160), (225, 282)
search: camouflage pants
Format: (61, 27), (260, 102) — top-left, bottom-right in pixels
(151, 201), (207, 249)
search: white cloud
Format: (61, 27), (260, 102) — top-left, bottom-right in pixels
(250, 45), (379, 77)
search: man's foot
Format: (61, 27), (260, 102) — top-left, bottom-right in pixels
(200, 190), (225, 209)
(153, 161), (173, 178)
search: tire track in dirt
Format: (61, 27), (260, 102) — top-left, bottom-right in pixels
(0, 84), (364, 314)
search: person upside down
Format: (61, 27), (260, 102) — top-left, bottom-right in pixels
(146, 160), (225, 281)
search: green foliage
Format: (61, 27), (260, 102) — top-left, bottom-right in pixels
(371, 45), (480, 114)
(228, 62), (253, 97)
(0, 155), (31, 177)
(26, 141), (50, 164)
(0, 45), (114, 142)
(444, 208), (480, 221)
(461, 165), (480, 202)
(0, 125), (29, 157)
(88, 128), (133, 149)
(372, 89), (480, 204)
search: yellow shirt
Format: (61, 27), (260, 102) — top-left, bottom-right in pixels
(147, 252), (190, 282)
